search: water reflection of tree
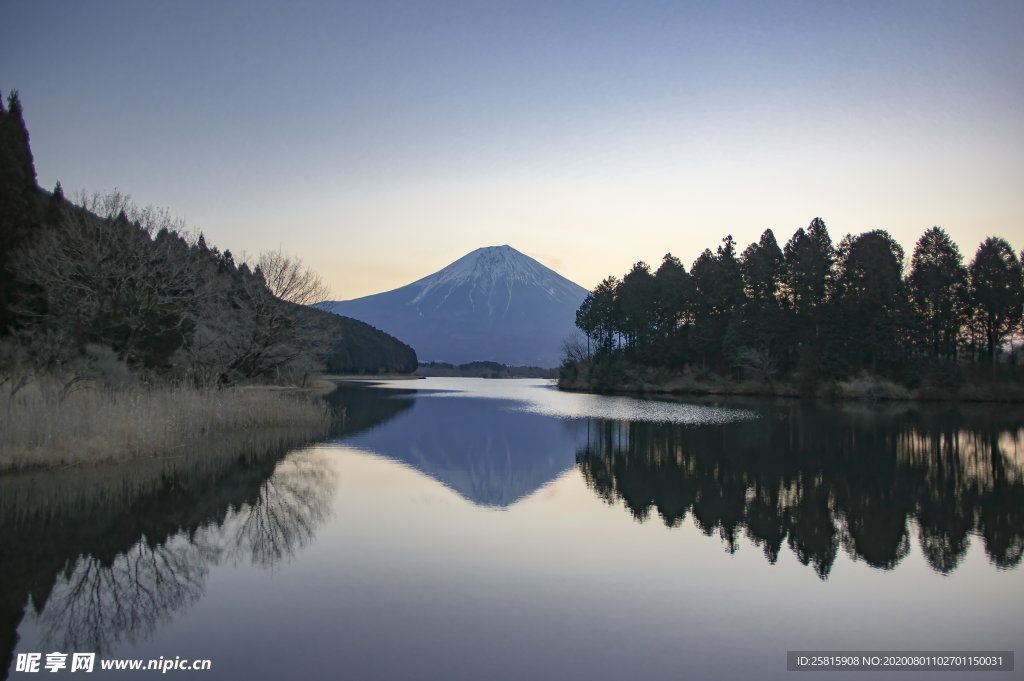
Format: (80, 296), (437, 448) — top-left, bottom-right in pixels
(39, 536), (209, 653)
(216, 449), (335, 568)
(576, 404), (1024, 578)
(1, 382), (415, 681)
(3, 448), (335, 664)
(323, 382), (415, 439)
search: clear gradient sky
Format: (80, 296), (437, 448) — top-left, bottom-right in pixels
(3, 1), (1023, 299)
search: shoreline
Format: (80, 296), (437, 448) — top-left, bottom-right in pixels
(557, 368), (1024, 403)
(0, 371), (425, 474)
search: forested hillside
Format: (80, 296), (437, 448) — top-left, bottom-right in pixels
(564, 218), (1024, 399)
(0, 91), (416, 386)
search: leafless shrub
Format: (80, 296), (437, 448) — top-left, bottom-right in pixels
(561, 333), (592, 364)
(733, 346), (779, 386)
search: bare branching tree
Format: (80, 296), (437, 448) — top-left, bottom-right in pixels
(71, 188), (188, 236)
(257, 248), (331, 306)
(561, 333), (591, 364)
(733, 346), (779, 387)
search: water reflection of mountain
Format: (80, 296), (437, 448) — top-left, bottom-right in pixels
(0, 427), (338, 681)
(576, 402), (1024, 578)
(333, 386), (585, 507)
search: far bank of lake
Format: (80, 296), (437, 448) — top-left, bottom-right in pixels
(559, 359), (1024, 403)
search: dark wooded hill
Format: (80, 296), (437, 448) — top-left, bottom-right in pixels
(0, 91), (416, 383)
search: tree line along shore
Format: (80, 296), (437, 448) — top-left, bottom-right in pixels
(0, 91), (416, 470)
(562, 218), (1024, 401)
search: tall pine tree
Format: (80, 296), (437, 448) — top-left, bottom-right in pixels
(969, 238), (1024, 374)
(834, 230), (907, 373)
(908, 226), (968, 360)
(0, 90), (43, 333)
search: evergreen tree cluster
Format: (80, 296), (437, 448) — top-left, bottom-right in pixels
(572, 218), (1024, 388)
(0, 92), (417, 384)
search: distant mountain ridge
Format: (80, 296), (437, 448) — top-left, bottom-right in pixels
(320, 245), (588, 368)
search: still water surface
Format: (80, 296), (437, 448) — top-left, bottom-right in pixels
(3, 379), (1022, 680)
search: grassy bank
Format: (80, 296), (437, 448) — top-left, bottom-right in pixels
(0, 378), (331, 471)
(559, 359), (1024, 402)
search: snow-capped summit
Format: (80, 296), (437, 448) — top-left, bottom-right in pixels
(320, 245), (588, 368)
(409, 245), (584, 308)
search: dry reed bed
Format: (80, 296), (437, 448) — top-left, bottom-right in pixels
(0, 380), (331, 471)
(0, 427), (329, 527)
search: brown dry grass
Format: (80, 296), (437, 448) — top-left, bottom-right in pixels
(0, 378), (330, 471)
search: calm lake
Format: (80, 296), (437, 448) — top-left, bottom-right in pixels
(2, 378), (1022, 680)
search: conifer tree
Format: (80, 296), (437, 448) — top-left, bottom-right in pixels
(835, 230), (907, 372)
(969, 238), (1024, 373)
(4, 91), (36, 187)
(783, 218), (834, 318)
(617, 261), (658, 352)
(45, 181), (66, 225)
(908, 227), (968, 360)
(782, 218), (836, 382)
(578, 276), (619, 354)
(732, 229), (786, 366)
(689, 237), (744, 366)
(653, 253), (691, 340)
(0, 90), (42, 333)
(742, 229), (784, 305)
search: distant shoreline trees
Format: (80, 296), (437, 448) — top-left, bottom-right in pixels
(569, 218), (1024, 392)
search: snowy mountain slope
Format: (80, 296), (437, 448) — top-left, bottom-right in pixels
(320, 245), (588, 368)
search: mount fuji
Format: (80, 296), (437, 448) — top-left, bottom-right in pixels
(320, 245), (588, 368)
